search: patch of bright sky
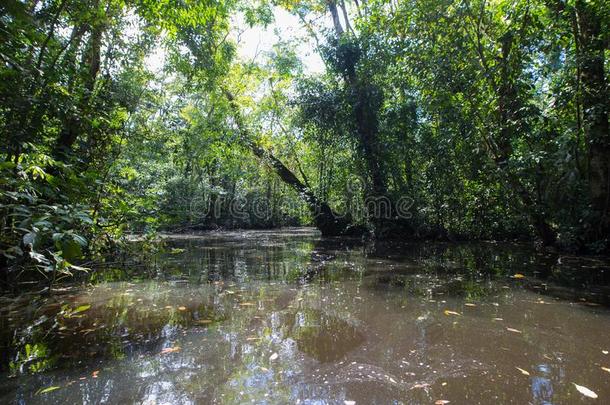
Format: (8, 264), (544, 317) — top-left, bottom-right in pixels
(145, 46), (167, 76)
(144, 7), (325, 75)
(232, 7), (325, 74)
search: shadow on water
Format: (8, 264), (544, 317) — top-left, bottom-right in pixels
(1, 228), (609, 404)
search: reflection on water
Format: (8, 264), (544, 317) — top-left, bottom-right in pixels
(290, 309), (365, 363)
(1, 228), (609, 404)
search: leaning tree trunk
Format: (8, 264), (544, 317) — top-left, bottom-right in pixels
(224, 91), (356, 236)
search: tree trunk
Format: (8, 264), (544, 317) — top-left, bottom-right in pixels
(224, 90), (357, 236)
(327, 1), (395, 235)
(489, 31), (557, 245)
(575, 0), (609, 237)
(54, 1), (104, 158)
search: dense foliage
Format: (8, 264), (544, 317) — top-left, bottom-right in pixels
(1, 0), (608, 286)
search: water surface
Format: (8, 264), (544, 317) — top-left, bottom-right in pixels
(1, 228), (609, 404)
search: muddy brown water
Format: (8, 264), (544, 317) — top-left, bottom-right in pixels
(1, 228), (609, 404)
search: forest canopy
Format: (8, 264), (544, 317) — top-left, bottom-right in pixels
(1, 0), (609, 283)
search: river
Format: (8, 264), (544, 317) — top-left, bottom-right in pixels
(1, 228), (609, 404)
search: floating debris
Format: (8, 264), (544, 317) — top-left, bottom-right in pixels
(573, 383), (598, 399)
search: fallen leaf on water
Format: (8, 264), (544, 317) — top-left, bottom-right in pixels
(36, 386), (60, 395)
(92, 370), (99, 378)
(269, 352), (279, 361)
(435, 401), (450, 405)
(573, 383), (598, 399)
(464, 303), (476, 307)
(506, 327), (522, 333)
(516, 367), (530, 376)
(601, 366), (610, 373)
(239, 302), (255, 306)
(512, 273), (525, 279)
(178, 306), (187, 311)
(443, 310), (461, 316)
(73, 304), (91, 314)
(160, 346), (181, 354)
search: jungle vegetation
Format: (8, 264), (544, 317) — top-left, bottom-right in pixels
(0, 0), (608, 286)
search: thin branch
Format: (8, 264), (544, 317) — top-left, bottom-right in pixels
(340, 0), (355, 35)
(36, 0), (69, 72)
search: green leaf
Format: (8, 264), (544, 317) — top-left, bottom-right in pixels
(36, 386), (60, 395)
(72, 234), (88, 247)
(0, 161), (16, 171)
(72, 304), (91, 314)
(23, 232), (37, 246)
(29, 251), (50, 265)
(61, 239), (83, 262)
(28, 166), (46, 180)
